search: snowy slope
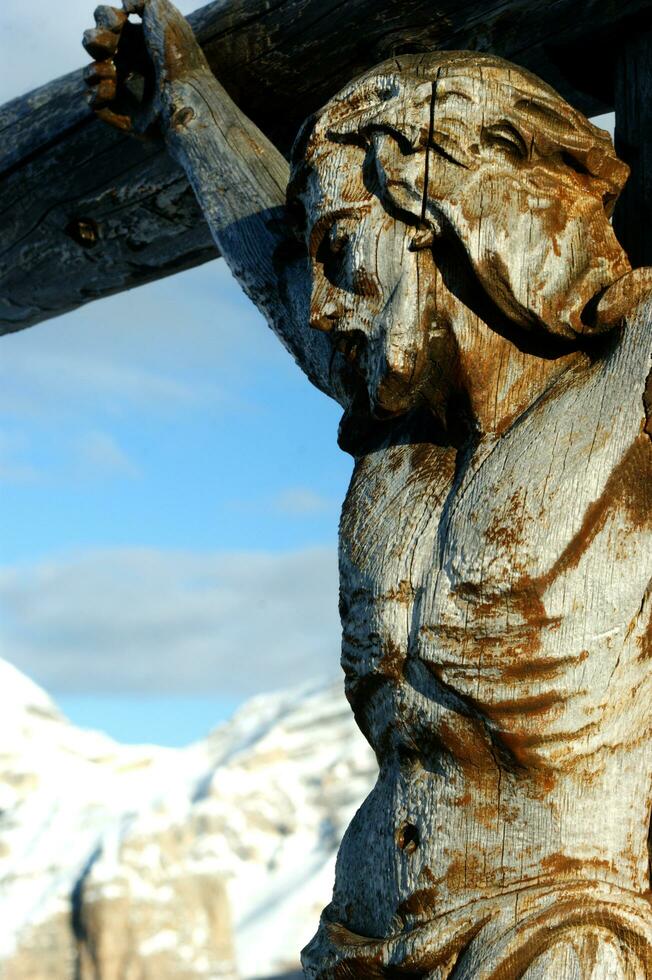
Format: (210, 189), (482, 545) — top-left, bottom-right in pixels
(0, 659), (376, 978)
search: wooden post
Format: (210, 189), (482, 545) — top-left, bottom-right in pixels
(614, 31), (652, 267)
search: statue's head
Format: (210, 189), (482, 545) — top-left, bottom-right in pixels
(288, 53), (631, 418)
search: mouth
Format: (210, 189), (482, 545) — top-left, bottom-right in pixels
(329, 329), (414, 418)
(331, 328), (367, 364)
(309, 299), (355, 334)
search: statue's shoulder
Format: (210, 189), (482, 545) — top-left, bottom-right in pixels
(605, 276), (652, 418)
(569, 271), (652, 432)
(596, 268), (652, 347)
(623, 276), (652, 333)
(622, 285), (652, 438)
(626, 281), (652, 359)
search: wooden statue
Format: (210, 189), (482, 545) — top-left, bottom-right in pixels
(84, 1), (652, 975)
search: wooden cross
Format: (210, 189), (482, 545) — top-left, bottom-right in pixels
(1, 0), (650, 335)
(3, 3), (652, 975)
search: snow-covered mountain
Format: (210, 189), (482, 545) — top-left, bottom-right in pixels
(0, 658), (377, 979)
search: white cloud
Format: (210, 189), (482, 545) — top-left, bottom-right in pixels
(0, 431), (40, 484)
(73, 431), (140, 478)
(273, 487), (335, 515)
(0, 547), (341, 696)
(0, 260), (287, 423)
(0, 319), (207, 421)
(0, 461), (40, 484)
(229, 487), (338, 517)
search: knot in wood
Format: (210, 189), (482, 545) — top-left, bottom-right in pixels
(396, 821), (419, 854)
(171, 106), (195, 130)
(65, 217), (99, 248)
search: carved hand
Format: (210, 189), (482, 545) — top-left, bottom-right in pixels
(82, 0), (341, 405)
(83, 0), (208, 135)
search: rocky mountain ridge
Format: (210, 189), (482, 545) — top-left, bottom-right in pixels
(0, 659), (376, 978)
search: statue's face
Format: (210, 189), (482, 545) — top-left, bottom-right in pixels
(304, 145), (431, 418)
(303, 76), (631, 416)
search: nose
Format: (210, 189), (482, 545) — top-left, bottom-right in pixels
(585, 199), (631, 296)
(568, 199), (631, 334)
(600, 218), (631, 278)
(310, 300), (345, 332)
(582, 187), (629, 272)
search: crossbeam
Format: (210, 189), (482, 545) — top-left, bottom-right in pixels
(1, 0), (651, 335)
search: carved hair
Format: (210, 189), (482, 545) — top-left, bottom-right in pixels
(288, 51), (628, 226)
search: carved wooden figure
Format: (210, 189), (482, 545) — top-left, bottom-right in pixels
(83, 1), (652, 975)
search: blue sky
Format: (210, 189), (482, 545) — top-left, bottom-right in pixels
(1, 261), (349, 560)
(0, 3), (615, 746)
(0, 1), (350, 744)
(0, 260), (351, 744)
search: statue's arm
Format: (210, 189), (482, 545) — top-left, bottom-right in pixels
(83, 0), (346, 404)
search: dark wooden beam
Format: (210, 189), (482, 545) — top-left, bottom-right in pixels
(614, 30), (652, 267)
(1, 0), (651, 335)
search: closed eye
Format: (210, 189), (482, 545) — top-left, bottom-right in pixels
(315, 225), (350, 286)
(559, 151), (592, 176)
(309, 207), (368, 257)
(481, 122), (528, 160)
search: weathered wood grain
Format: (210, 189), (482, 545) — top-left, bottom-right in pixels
(1, 0), (651, 334)
(291, 52), (652, 980)
(614, 31), (652, 267)
(136, 1), (344, 403)
(130, 2), (652, 967)
(17, 1), (649, 973)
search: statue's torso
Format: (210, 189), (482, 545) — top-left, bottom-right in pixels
(333, 305), (652, 945)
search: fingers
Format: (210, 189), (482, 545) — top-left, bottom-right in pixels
(95, 107), (133, 132)
(94, 4), (128, 30)
(83, 59), (117, 84)
(87, 78), (117, 108)
(84, 56), (118, 109)
(82, 5), (130, 61)
(83, 6), (128, 118)
(84, 58), (117, 103)
(84, 59), (118, 109)
(82, 0), (161, 135)
(82, 27), (120, 60)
